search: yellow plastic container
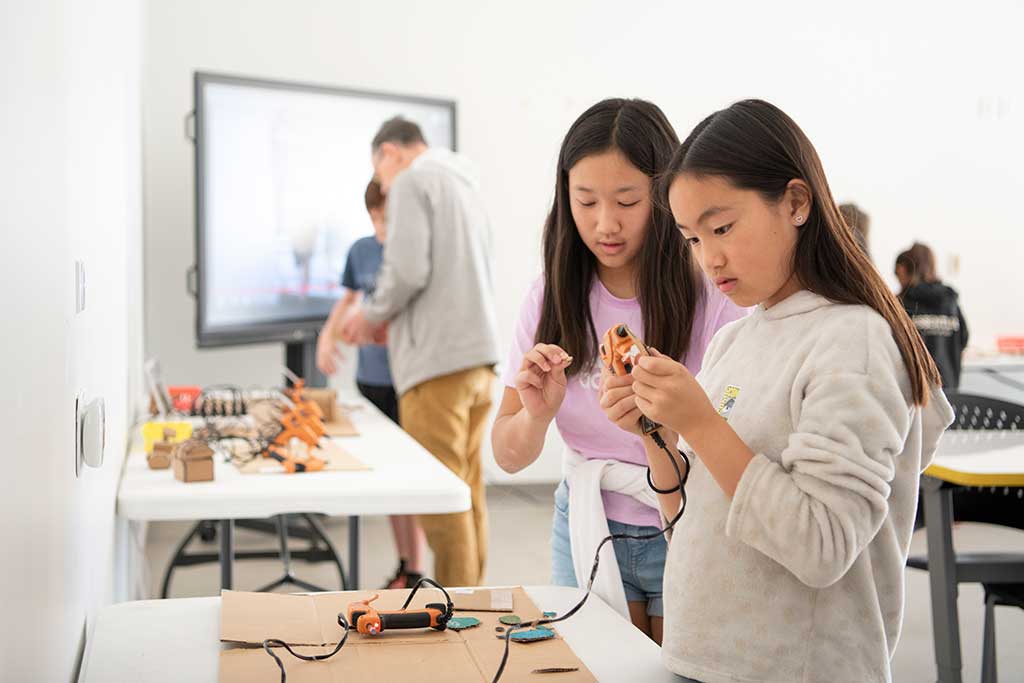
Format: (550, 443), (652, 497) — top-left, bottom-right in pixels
(141, 421), (194, 453)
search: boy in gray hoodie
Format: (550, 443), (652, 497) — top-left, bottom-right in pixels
(342, 117), (498, 586)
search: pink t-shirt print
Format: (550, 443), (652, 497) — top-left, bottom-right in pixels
(502, 275), (750, 528)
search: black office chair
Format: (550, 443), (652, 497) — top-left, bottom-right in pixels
(981, 584), (1024, 683)
(948, 392), (1024, 431)
(908, 391), (1024, 682)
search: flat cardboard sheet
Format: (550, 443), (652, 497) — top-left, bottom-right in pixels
(323, 413), (359, 437)
(452, 587), (514, 612)
(219, 587), (594, 683)
(236, 440), (369, 475)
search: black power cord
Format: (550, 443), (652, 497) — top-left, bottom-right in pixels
(490, 428), (689, 683)
(398, 577), (454, 621)
(263, 613), (350, 683)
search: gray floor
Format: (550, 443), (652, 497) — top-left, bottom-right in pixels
(145, 483), (1024, 681)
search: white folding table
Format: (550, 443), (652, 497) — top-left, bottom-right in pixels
(117, 399), (471, 591)
(78, 586), (679, 683)
(921, 430), (1024, 683)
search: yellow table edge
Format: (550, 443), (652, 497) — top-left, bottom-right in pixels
(924, 464), (1024, 487)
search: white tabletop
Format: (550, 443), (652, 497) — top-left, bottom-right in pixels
(117, 400), (471, 520)
(960, 359), (1024, 404)
(78, 586), (679, 683)
(928, 430), (1024, 485)
(963, 354), (1024, 370)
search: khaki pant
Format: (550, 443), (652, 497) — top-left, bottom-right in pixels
(399, 365), (493, 587)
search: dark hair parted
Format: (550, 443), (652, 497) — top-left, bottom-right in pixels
(536, 98), (701, 377)
(371, 116), (426, 151)
(661, 99), (940, 404)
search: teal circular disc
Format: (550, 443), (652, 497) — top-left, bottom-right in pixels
(509, 628), (556, 642)
(447, 616), (481, 631)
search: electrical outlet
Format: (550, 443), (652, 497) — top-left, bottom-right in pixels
(75, 392), (106, 476)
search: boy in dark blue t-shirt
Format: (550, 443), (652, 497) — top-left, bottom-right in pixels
(317, 179), (425, 589)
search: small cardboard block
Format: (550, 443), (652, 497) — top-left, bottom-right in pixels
(453, 588), (515, 613)
(218, 588), (594, 683)
(148, 439), (176, 469)
(301, 388), (338, 421)
(235, 440), (370, 475)
(147, 447), (172, 470)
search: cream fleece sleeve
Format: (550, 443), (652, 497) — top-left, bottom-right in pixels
(725, 314), (913, 589)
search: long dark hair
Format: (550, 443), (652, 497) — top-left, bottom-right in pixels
(660, 99), (940, 404)
(536, 98), (700, 377)
(907, 242), (939, 283)
(896, 242), (940, 296)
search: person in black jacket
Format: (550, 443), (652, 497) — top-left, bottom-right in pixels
(895, 242), (969, 390)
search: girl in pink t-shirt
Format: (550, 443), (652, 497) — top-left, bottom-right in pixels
(491, 98), (746, 643)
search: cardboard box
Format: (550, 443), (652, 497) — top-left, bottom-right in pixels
(173, 439), (215, 483)
(301, 388), (360, 437)
(218, 587), (595, 683)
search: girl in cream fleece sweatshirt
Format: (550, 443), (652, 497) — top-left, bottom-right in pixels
(600, 100), (953, 683)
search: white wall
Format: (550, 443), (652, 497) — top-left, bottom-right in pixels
(143, 0), (1023, 484)
(0, 0), (144, 679)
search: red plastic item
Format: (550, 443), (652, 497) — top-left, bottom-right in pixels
(168, 385), (202, 413)
(996, 337), (1024, 355)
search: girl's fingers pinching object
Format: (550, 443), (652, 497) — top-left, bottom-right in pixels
(541, 344), (569, 365)
(524, 349), (551, 372)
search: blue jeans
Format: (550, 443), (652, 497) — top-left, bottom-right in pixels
(550, 480), (666, 617)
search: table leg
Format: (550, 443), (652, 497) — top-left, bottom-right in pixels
(923, 476), (961, 683)
(302, 513), (349, 590)
(348, 515), (360, 589)
(220, 519), (234, 590)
